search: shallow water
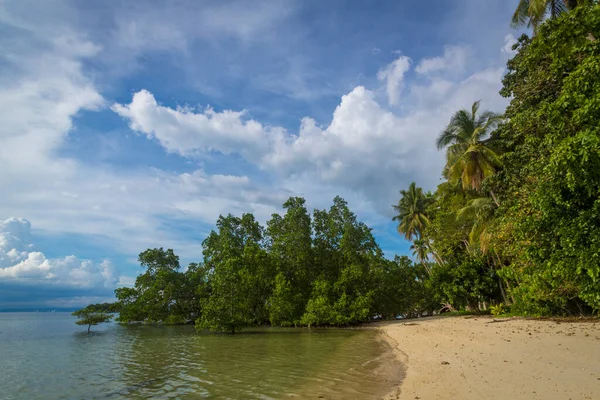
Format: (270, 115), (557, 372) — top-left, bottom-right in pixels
(0, 313), (401, 399)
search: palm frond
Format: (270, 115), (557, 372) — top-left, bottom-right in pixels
(436, 130), (459, 149)
(511, 0), (531, 28)
(471, 100), (481, 120)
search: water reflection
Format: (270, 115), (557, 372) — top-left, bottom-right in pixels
(0, 314), (401, 400)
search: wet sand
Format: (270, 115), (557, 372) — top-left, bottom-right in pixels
(375, 316), (600, 400)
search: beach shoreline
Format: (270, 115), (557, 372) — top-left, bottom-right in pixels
(374, 315), (600, 400)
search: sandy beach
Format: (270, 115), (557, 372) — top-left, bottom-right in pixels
(376, 316), (600, 400)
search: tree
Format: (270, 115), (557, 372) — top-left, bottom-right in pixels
(494, 5), (600, 315)
(392, 182), (433, 240)
(303, 197), (383, 326)
(410, 238), (431, 275)
(456, 197), (497, 253)
(373, 256), (436, 319)
(436, 101), (503, 204)
(511, 0), (592, 31)
(115, 248), (195, 324)
(197, 213), (268, 333)
(72, 308), (113, 333)
(266, 197), (313, 326)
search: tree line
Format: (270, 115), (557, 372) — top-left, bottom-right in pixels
(106, 197), (436, 333)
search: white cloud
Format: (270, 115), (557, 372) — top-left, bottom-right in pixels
(377, 55), (411, 106)
(112, 90), (277, 160)
(415, 45), (469, 76)
(0, 218), (117, 289)
(501, 34), (518, 55)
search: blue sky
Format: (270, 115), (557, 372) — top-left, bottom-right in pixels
(0, 0), (522, 310)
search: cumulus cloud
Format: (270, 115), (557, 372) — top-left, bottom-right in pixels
(377, 55), (411, 106)
(0, 218), (117, 289)
(112, 90), (278, 160)
(415, 45), (469, 76)
(112, 58), (507, 217)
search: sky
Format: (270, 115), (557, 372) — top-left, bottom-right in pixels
(0, 0), (522, 310)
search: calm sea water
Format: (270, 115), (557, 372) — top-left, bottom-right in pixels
(0, 313), (401, 400)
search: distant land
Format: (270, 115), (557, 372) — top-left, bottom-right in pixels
(0, 308), (77, 313)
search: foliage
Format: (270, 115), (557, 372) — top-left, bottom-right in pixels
(395, 5), (600, 317)
(373, 256), (436, 318)
(92, 196), (438, 333)
(490, 303), (506, 317)
(266, 197), (313, 326)
(511, 0), (594, 31)
(196, 213), (268, 333)
(115, 248), (206, 324)
(494, 6), (600, 315)
(72, 307), (113, 333)
(83, 302), (120, 313)
(437, 100), (503, 195)
(392, 182), (433, 240)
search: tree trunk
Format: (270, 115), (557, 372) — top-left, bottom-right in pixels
(499, 276), (508, 305)
(489, 190), (500, 207)
(88, 324), (91, 333)
(421, 261), (432, 276)
(431, 249), (444, 266)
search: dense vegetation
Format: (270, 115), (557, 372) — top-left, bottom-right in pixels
(396, 5), (600, 316)
(112, 197), (434, 332)
(76, 4), (600, 331)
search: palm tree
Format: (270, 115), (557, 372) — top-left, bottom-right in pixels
(392, 182), (433, 241)
(456, 197), (496, 253)
(511, 0), (590, 31)
(437, 101), (503, 205)
(410, 238), (432, 275)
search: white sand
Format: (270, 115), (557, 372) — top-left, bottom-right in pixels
(376, 316), (600, 400)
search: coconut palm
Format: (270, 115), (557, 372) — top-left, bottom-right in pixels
(410, 238), (432, 275)
(511, 0), (589, 31)
(437, 101), (503, 205)
(392, 182), (433, 241)
(456, 197), (497, 253)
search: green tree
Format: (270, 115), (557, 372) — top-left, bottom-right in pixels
(429, 254), (498, 311)
(72, 308), (113, 333)
(494, 6), (600, 314)
(456, 197), (497, 253)
(373, 256), (434, 319)
(392, 182), (433, 240)
(197, 213), (269, 333)
(115, 248), (193, 324)
(410, 238), (431, 275)
(266, 197), (313, 326)
(511, 0), (593, 31)
(436, 101), (503, 204)
(303, 197), (383, 326)
(418, 178), (503, 311)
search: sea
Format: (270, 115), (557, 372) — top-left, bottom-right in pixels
(0, 312), (401, 400)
